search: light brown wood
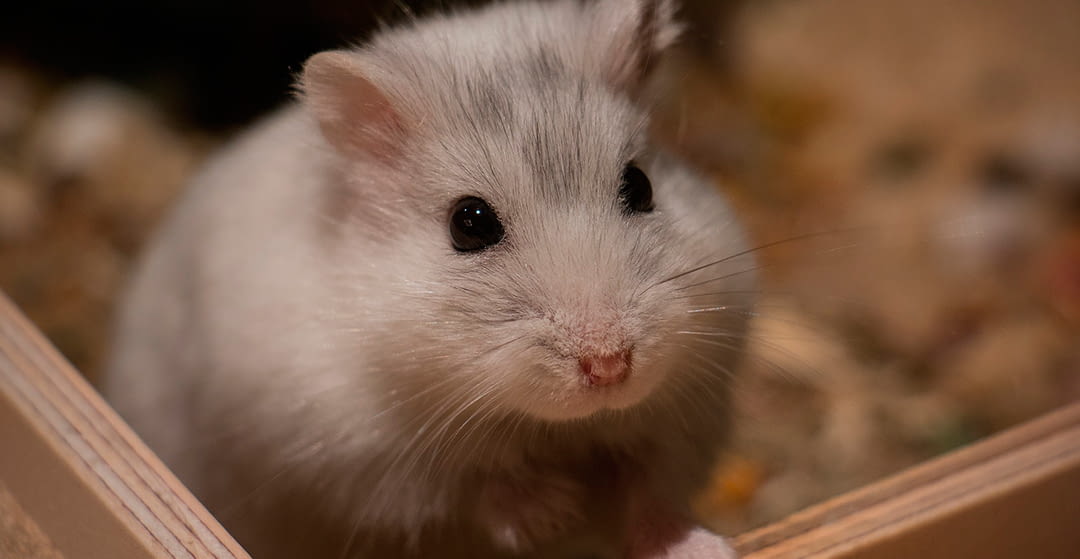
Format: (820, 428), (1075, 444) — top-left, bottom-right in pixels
(0, 292), (250, 559)
(734, 402), (1080, 558)
(0, 478), (65, 559)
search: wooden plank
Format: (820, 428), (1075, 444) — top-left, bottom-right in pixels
(0, 292), (250, 559)
(734, 402), (1080, 558)
(0, 478), (65, 559)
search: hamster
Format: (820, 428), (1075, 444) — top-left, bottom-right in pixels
(104, 1), (754, 557)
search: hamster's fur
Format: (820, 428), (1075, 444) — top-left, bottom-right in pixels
(105, 1), (753, 557)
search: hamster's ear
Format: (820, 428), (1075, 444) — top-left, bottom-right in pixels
(588, 0), (681, 96)
(300, 50), (406, 163)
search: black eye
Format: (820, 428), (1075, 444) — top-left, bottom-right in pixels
(619, 162), (654, 214)
(449, 196), (504, 252)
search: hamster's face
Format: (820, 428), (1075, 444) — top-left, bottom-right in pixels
(337, 77), (754, 422)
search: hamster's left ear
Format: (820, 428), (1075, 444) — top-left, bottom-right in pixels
(587, 0), (681, 96)
(300, 50), (409, 164)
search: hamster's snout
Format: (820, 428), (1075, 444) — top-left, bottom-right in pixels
(528, 302), (664, 417)
(579, 349), (633, 387)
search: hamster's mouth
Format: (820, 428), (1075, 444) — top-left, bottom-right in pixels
(579, 351), (633, 388)
(574, 351), (649, 409)
(515, 350), (665, 422)
(547, 368), (658, 420)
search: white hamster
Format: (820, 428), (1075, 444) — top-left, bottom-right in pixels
(105, 1), (754, 557)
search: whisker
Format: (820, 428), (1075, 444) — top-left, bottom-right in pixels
(673, 264), (762, 291)
(640, 227), (868, 296)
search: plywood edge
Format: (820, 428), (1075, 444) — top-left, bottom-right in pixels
(0, 293), (250, 559)
(733, 402), (1080, 558)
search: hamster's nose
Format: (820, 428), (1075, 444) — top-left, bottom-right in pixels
(579, 350), (632, 387)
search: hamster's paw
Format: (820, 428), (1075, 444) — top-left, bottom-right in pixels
(650, 528), (738, 559)
(624, 496), (737, 559)
(475, 473), (586, 553)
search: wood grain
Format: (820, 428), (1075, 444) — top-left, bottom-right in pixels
(0, 292), (250, 559)
(734, 401), (1080, 558)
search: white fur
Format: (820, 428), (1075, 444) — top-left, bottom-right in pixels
(105, 1), (754, 557)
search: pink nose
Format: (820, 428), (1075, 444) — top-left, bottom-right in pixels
(579, 350), (632, 387)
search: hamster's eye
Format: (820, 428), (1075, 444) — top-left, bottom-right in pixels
(619, 162), (654, 214)
(449, 196), (504, 252)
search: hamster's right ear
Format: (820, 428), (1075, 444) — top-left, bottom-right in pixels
(300, 51), (407, 163)
(587, 0), (681, 97)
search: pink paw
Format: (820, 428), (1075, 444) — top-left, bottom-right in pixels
(651, 528), (738, 559)
(625, 495), (737, 559)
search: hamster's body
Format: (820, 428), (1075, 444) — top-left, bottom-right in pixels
(106, 1), (753, 557)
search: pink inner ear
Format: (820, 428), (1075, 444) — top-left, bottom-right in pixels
(590, 0), (680, 96)
(302, 51), (406, 163)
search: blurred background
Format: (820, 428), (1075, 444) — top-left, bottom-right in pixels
(1, 0), (1078, 536)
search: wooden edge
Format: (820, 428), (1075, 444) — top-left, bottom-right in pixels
(0, 293), (251, 559)
(733, 402), (1080, 558)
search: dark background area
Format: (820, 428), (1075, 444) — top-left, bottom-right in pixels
(1, 1), (463, 129)
(0, 1), (734, 130)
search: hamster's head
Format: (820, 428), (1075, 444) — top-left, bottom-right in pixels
(301, 0), (754, 422)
